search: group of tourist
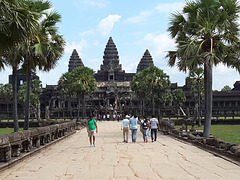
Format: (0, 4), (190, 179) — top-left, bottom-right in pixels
(99, 113), (122, 122)
(86, 114), (159, 147)
(121, 114), (159, 143)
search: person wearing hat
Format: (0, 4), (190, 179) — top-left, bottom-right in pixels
(121, 115), (130, 143)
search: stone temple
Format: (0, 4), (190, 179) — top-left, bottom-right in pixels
(64, 37), (154, 117)
(1, 37), (240, 123)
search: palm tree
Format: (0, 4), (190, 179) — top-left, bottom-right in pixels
(0, 0), (38, 54)
(0, 0), (40, 132)
(131, 71), (148, 116)
(19, 1), (65, 130)
(58, 72), (75, 120)
(167, 0), (240, 137)
(1, 46), (24, 132)
(145, 66), (171, 118)
(186, 67), (204, 126)
(18, 80), (42, 122)
(69, 67), (97, 121)
(172, 89), (186, 117)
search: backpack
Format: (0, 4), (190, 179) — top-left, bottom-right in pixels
(142, 120), (148, 129)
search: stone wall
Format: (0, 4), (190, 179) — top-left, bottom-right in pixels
(0, 121), (79, 163)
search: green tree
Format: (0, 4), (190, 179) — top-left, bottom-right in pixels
(186, 67), (204, 125)
(131, 71), (148, 116)
(146, 66), (171, 119)
(0, 83), (12, 121)
(0, 0), (41, 132)
(172, 89), (186, 117)
(131, 66), (171, 119)
(58, 66), (96, 121)
(58, 72), (75, 119)
(167, 0), (240, 137)
(0, 0), (38, 54)
(18, 80), (42, 122)
(221, 85), (232, 91)
(19, 1), (65, 130)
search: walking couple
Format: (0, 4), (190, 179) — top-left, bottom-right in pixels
(140, 115), (159, 143)
(121, 114), (138, 143)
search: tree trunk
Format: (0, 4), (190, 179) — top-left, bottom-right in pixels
(37, 103), (41, 122)
(198, 82), (201, 126)
(12, 66), (19, 132)
(82, 94), (86, 118)
(152, 91), (155, 116)
(158, 106), (161, 121)
(203, 62), (212, 138)
(142, 99), (145, 116)
(24, 60), (31, 130)
(68, 99), (73, 120)
(77, 95), (80, 122)
(139, 99), (143, 117)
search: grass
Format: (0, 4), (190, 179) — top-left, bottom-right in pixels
(0, 128), (34, 135)
(175, 125), (240, 145)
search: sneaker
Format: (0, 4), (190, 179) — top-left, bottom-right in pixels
(93, 142), (95, 147)
(89, 144), (92, 147)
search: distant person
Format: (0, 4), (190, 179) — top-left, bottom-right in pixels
(113, 113), (116, 121)
(103, 114), (106, 121)
(107, 113), (110, 121)
(117, 114), (120, 122)
(121, 115), (130, 143)
(140, 116), (150, 143)
(129, 114), (138, 143)
(86, 116), (98, 147)
(150, 115), (158, 142)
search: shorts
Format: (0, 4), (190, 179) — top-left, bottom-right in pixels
(88, 130), (95, 137)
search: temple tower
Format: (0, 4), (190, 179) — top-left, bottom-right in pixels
(137, 49), (154, 72)
(95, 37), (132, 82)
(99, 37), (123, 72)
(68, 49), (84, 72)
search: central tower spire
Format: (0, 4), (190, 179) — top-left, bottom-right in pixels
(99, 37), (122, 72)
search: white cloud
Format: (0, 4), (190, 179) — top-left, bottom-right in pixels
(125, 11), (152, 24)
(120, 55), (138, 73)
(97, 14), (121, 37)
(64, 40), (89, 54)
(155, 2), (184, 13)
(143, 32), (175, 62)
(79, 14), (121, 37)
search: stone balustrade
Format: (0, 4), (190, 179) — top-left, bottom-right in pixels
(0, 121), (76, 162)
(160, 119), (240, 162)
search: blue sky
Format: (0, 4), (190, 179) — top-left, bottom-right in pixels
(0, 0), (240, 90)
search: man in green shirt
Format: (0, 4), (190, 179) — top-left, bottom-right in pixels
(86, 116), (98, 147)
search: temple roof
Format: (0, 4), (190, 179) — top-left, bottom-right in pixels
(99, 37), (123, 72)
(136, 49), (154, 73)
(68, 49), (84, 72)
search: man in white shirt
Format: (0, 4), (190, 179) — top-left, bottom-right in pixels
(121, 115), (130, 143)
(150, 115), (159, 142)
